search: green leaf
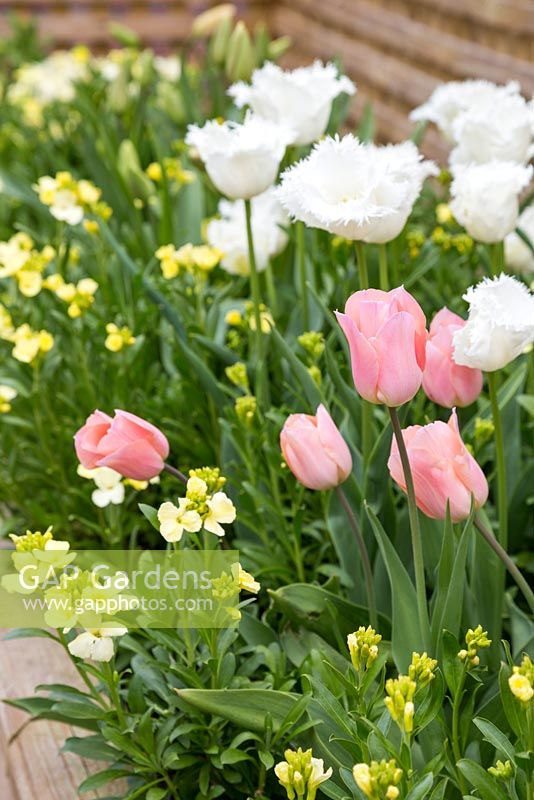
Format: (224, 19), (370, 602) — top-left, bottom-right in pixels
(146, 788), (169, 800)
(517, 394), (534, 417)
(457, 759), (509, 800)
(138, 503), (159, 531)
(431, 512), (474, 650)
(176, 688), (299, 732)
(441, 630), (464, 698)
(365, 504), (423, 669)
(78, 768), (132, 793)
(52, 700), (106, 719)
(62, 735), (119, 761)
(498, 663), (523, 738)
(473, 718), (516, 764)
(3, 628), (58, 641)
(267, 583), (391, 647)
(271, 327), (323, 409)
(405, 774), (434, 800)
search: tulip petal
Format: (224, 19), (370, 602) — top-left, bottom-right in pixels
(281, 427), (340, 490)
(97, 440), (165, 480)
(374, 312), (423, 406)
(335, 311), (380, 403)
(316, 404), (352, 482)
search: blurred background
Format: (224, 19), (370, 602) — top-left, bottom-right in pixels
(0, 0), (533, 158)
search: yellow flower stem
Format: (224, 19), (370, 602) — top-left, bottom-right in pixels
(452, 661), (468, 794)
(297, 220), (310, 329)
(388, 407), (431, 651)
(487, 371), (507, 549)
(378, 244), (389, 291)
(163, 463), (188, 484)
(336, 486), (377, 629)
(474, 515), (534, 613)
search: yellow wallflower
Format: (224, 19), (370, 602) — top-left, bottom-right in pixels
(225, 309), (242, 326)
(34, 172), (111, 226)
(55, 277), (98, 318)
(11, 324), (54, 364)
(0, 384), (17, 413)
(0, 304), (15, 340)
(508, 655), (534, 704)
(105, 323), (136, 352)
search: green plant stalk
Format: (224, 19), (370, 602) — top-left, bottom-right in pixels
(297, 221), (309, 329)
(355, 241), (369, 289)
(245, 199), (266, 394)
(378, 243), (389, 291)
(355, 241), (373, 467)
(264, 259), (278, 317)
(490, 241), (504, 277)
(335, 486), (377, 629)
(451, 661), (468, 794)
(474, 515), (534, 613)
(103, 661), (126, 729)
(388, 407), (431, 650)
(487, 371), (507, 549)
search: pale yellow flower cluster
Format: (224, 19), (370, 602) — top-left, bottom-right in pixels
(8, 46), (90, 126)
(383, 651), (437, 735)
(105, 323), (136, 352)
(44, 274), (98, 318)
(274, 748), (332, 800)
(34, 171), (111, 227)
(155, 243), (222, 279)
(0, 306), (54, 364)
(458, 624), (491, 667)
(347, 625), (382, 672)
(353, 759), (403, 800)
(146, 158), (195, 186)
(157, 470), (236, 542)
(0, 384), (17, 413)
(0, 232), (55, 297)
(508, 655), (534, 704)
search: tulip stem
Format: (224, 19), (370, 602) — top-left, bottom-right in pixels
(164, 463), (188, 484)
(388, 407), (431, 650)
(475, 515), (534, 614)
(487, 371), (507, 549)
(297, 221), (310, 329)
(378, 244), (389, 291)
(245, 200), (263, 362)
(355, 241), (369, 289)
(490, 242), (504, 277)
(355, 241), (373, 467)
(335, 486), (378, 629)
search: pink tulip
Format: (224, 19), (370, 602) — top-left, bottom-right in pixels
(335, 286), (427, 407)
(423, 308), (483, 408)
(74, 409), (170, 480)
(280, 404), (352, 490)
(387, 409), (488, 522)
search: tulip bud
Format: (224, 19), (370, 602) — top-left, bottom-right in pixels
(388, 409), (488, 522)
(225, 21), (255, 83)
(131, 48), (154, 86)
(267, 35), (292, 61)
(280, 404), (352, 491)
(108, 22), (140, 47)
(106, 64), (130, 113)
(118, 140), (154, 202)
(192, 3), (236, 38)
(209, 14), (234, 65)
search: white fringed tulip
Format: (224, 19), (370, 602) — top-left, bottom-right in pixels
(277, 135), (436, 243)
(206, 188), (288, 275)
(228, 60), (355, 146)
(185, 114), (292, 199)
(68, 626), (128, 662)
(453, 274), (534, 371)
(450, 162), (532, 244)
(411, 80), (533, 165)
(505, 205), (534, 275)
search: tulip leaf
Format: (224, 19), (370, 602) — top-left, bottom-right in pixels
(271, 327), (323, 409)
(365, 503), (423, 669)
(405, 773), (434, 800)
(431, 510), (474, 649)
(267, 583), (391, 645)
